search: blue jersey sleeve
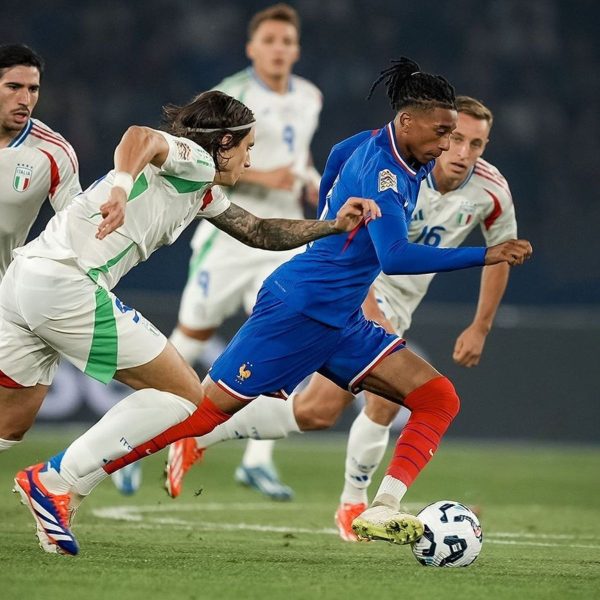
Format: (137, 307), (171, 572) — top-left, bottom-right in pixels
(318, 130), (374, 215)
(363, 162), (486, 275)
(368, 215), (486, 274)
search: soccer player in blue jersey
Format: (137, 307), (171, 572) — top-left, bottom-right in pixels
(18, 58), (531, 554)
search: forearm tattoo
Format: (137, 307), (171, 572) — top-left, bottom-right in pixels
(208, 203), (338, 250)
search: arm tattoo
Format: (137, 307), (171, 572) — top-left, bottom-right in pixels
(207, 203), (339, 250)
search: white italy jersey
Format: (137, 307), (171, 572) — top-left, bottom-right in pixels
(189, 68), (322, 253)
(375, 158), (517, 334)
(16, 130), (229, 291)
(0, 118), (81, 278)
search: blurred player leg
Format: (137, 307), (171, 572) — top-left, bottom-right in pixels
(234, 439), (293, 501)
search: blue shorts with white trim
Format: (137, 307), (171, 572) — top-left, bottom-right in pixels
(209, 288), (405, 401)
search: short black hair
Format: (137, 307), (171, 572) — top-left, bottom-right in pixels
(162, 90), (255, 171)
(0, 44), (44, 79)
(368, 57), (455, 113)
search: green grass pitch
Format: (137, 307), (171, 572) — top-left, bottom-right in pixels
(1, 429), (599, 600)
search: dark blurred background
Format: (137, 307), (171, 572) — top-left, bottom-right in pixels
(3, 0), (598, 441)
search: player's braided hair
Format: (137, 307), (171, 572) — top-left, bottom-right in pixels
(368, 57), (456, 112)
(162, 91), (255, 171)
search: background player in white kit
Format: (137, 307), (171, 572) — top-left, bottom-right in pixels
(165, 4), (322, 500)
(0, 44), (81, 450)
(165, 96), (518, 537)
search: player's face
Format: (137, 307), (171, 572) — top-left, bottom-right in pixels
(246, 20), (299, 80)
(0, 65), (40, 135)
(215, 128), (255, 186)
(436, 113), (490, 178)
(404, 107), (457, 164)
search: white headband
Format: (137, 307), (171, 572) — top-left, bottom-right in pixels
(186, 121), (256, 133)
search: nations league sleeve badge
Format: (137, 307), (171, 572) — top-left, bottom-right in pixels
(378, 169), (398, 193)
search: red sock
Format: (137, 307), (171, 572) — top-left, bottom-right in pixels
(386, 376), (460, 487)
(103, 396), (230, 474)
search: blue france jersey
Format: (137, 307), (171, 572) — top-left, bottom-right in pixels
(263, 122), (486, 328)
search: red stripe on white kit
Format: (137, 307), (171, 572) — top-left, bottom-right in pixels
(31, 126), (78, 172)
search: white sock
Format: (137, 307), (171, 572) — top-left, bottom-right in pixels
(340, 409), (391, 505)
(0, 437), (21, 451)
(72, 468), (110, 496)
(373, 475), (408, 511)
(169, 327), (208, 365)
(242, 439), (275, 467)
(195, 393), (300, 449)
(39, 388), (196, 494)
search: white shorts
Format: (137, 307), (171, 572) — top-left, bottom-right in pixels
(0, 256), (167, 387)
(372, 286), (407, 337)
(178, 226), (301, 330)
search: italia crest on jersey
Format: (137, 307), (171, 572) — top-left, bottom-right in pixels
(13, 164), (33, 192)
(378, 169), (398, 193)
(456, 199), (476, 225)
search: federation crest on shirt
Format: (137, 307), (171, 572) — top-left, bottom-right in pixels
(378, 169), (398, 193)
(13, 164), (33, 192)
(456, 199), (476, 226)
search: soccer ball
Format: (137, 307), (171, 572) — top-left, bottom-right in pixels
(411, 500), (483, 567)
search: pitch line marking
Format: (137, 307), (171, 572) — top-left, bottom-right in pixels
(91, 504), (600, 550)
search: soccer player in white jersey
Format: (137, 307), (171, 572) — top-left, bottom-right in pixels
(3, 89), (377, 555)
(0, 44), (81, 451)
(0, 44), (80, 280)
(163, 96), (517, 539)
(164, 3), (322, 500)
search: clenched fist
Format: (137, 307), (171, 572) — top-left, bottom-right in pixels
(484, 239), (532, 266)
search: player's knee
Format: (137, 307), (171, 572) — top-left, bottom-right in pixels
(294, 400), (338, 431)
(404, 376), (460, 422)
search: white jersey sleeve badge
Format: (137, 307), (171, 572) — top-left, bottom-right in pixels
(378, 169), (398, 193)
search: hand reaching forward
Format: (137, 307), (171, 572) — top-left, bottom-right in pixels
(96, 187), (127, 240)
(333, 197), (381, 232)
(484, 239), (532, 266)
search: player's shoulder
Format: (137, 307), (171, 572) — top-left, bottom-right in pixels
(213, 69), (253, 99)
(154, 129), (216, 183)
(353, 138), (413, 196)
(28, 118), (78, 171)
(472, 158), (511, 198)
(290, 74), (322, 105)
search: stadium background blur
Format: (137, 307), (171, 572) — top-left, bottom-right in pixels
(1, 0), (598, 442)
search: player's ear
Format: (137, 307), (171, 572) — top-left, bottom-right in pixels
(220, 133), (233, 147)
(398, 111), (412, 132)
(246, 40), (255, 61)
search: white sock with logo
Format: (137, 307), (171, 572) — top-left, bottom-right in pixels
(169, 327), (208, 365)
(340, 409), (391, 505)
(39, 388), (196, 495)
(195, 394), (300, 450)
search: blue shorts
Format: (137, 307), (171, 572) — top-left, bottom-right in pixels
(209, 289), (405, 401)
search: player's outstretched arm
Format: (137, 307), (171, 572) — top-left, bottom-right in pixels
(207, 197), (380, 250)
(453, 263), (510, 368)
(96, 127), (169, 240)
(484, 239), (532, 266)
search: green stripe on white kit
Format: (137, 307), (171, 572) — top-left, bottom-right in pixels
(187, 228), (219, 281)
(216, 69), (252, 104)
(85, 286), (118, 383)
(159, 176), (211, 194)
(84, 242), (136, 383)
(89, 173), (149, 218)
